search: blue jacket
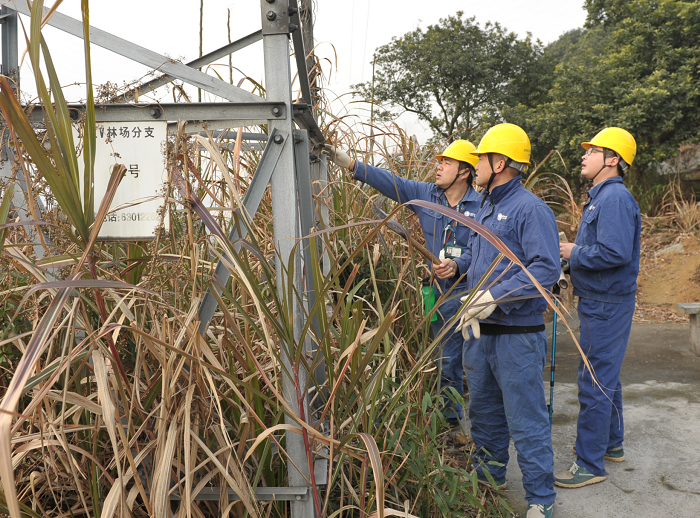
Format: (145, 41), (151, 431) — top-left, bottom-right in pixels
(570, 177), (641, 303)
(453, 176), (561, 327)
(353, 161), (480, 297)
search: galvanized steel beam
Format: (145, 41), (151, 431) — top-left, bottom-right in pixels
(0, 6), (19, 89)
(8, 3), (263, 105)
(171, 486), (309, 502)
(263, 0), (315, 513)
(25, 102), (285, 124)
(114, 30), (263, 103)
(197, 128), (285, 334)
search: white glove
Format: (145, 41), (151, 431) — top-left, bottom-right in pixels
(323, 145), (354, 169)
(460, 290), (497, 321)
(439, 249), (446, 261)
(457, 290), (497, 340)
(460, 316), (481, 341)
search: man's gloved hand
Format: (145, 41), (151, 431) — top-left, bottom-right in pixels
(457, 290), (497, 339)
(460, 316), (481, 341)
(460, 290), (497, 321)
(323, 145), (354, 169)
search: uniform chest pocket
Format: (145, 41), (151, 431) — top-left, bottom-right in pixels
(491, 219), (515, 239)
(419, 207), (442, 246)
(582, 206), (599, 225)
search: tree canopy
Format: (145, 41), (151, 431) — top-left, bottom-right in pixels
(361, 0), (700, 204)
(353, 13), (544, 141)
(508, 0), (700, 194)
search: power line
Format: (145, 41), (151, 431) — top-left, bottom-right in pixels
(360, 0), (372, 83)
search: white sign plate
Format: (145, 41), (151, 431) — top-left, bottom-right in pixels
(90, 121), (168, 240)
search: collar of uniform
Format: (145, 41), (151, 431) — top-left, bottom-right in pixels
(587, 176), (624, 200)
(439, 185), (480, 208)
(463, 185), (480, 204)
(489, 175), (523, 204)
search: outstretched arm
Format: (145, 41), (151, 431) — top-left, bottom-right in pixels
(324, 145), (428, 204)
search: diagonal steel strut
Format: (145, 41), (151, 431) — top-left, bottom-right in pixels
(9, 3), (262, 105)
(113, 30), (263, 103)
(197, 128), (286, 335)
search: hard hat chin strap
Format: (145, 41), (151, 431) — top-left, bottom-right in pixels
(441, 164), (474, 201)
(480, 153), (509, 208)
(590, 149), (621, 182)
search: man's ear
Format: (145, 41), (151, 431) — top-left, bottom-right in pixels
(606, 155), (619, 168)
(494, 158), (507, 174)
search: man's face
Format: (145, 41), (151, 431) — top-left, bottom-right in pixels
(474, 154), (502, 188)
(435, 157), (462, 189)
(581, 146), (607, 180)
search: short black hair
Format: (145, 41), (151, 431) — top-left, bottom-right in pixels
(458, 161), (475, 187)
(603, 149), (626, 177)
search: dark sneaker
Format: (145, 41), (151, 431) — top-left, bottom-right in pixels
(555, 462), (606, 488)
(477, 473), (507, 490)
(572, 445), (625, 463)
(604, 446), (625, 462)
(526, 503), (553, 518)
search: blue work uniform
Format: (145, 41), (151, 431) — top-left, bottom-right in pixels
(353, 161), (480, 421)
(453, 176), (560, 505)
(569, 176), (641, 477)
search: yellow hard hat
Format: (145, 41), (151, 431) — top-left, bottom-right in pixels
(435, 139), (479, 168)
(582, 127), (636, 168)
(471, 123), (531, 165)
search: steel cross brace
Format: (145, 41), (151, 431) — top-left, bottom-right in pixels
(171, 486), (309, 502)
(197, 128), (286, 333)
(8, 2), (262, 105)
(113, 30), (264, 103)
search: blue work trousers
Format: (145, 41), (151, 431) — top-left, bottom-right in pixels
(431, 302), (465, 422)
(575, 297), (635, 476)
(463, 331), (556, 505)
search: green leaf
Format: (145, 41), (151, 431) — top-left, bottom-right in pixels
(422, 391), (431, 414)
(0, 181), (14, 256)
(81, 0), (96, 223)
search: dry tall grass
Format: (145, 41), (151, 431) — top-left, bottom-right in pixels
(0, 9), (522, 518)
(0, 6), (599, 518)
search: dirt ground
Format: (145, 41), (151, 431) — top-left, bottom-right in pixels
(479, 229), (700, 516)
(498, 321), (700, 518)
(635, 232), (700, 323)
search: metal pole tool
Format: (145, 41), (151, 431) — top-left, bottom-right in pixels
(549, 232), (570, 426)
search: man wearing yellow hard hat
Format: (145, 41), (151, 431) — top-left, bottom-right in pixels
(435, 123), (560, 517)
(324, 139), (480, 429)
(556, 128), (641, 490)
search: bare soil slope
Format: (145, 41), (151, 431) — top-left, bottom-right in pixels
(636, 233), (700, 322)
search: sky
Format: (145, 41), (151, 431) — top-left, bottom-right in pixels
(3, 0), (589, 143)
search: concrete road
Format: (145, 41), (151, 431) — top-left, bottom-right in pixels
(497, 322), (700, 517)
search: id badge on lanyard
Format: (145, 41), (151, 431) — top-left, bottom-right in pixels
(442, 220), (462, 259)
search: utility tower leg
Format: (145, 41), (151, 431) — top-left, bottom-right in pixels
(262, 2), (315, 517)
(1, 5), (21, 208)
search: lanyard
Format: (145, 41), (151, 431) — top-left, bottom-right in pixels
(443, 220), (457, 248)
(442, 197), (460, 247)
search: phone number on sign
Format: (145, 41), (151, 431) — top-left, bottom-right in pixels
(104, 212), (159, 223)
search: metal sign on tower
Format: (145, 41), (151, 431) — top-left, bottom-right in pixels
(1, 1), (328, 516)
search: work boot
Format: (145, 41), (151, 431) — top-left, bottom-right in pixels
(554, 462), (606, 488)
(526, 503), (553, 518)
(476, 473), (507, 490)
(572, 445), (625, 463)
